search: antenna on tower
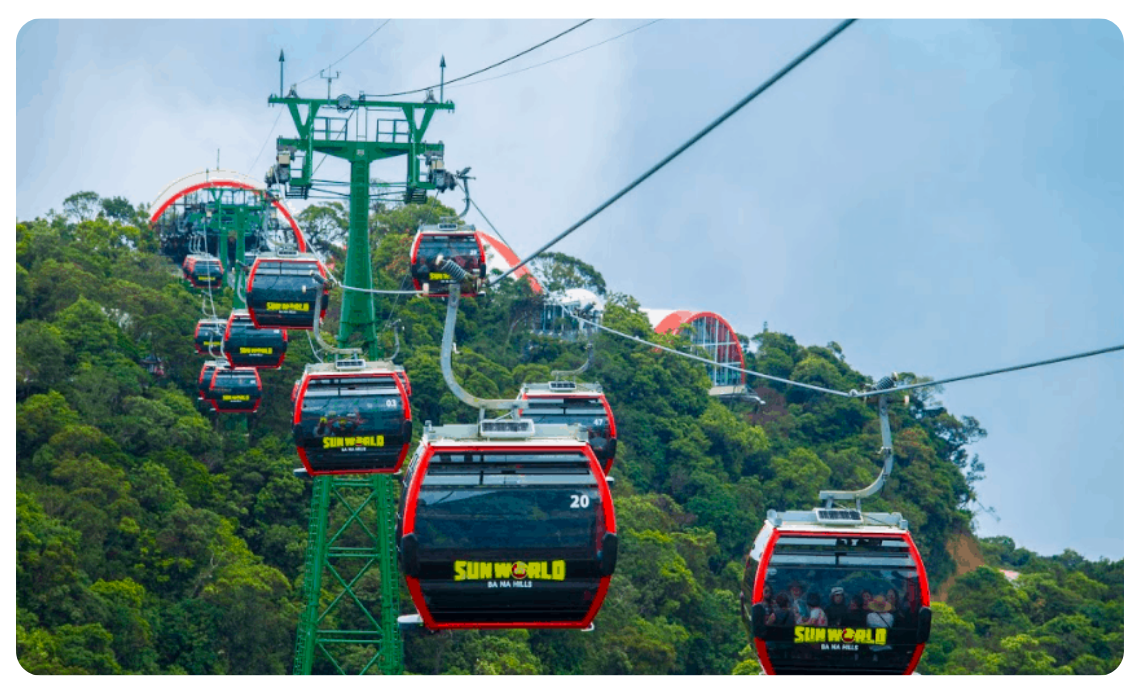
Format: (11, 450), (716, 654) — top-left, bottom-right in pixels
(320, 68), (341, 101)
(439, 55), (447, 103)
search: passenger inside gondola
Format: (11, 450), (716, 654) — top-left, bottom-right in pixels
(294, 377), (410, 474)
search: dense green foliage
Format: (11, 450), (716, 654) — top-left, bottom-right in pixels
(15, 196), (1122, 675)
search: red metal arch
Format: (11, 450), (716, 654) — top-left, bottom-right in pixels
(149, 179), (306, 252)
(651, 310), (746, 386)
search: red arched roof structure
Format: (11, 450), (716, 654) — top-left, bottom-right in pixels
(148, 170), (306, 251)
(645, 309), (746, 386)
(476, 231), (542, 293)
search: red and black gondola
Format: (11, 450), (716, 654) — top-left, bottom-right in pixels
(223, 310), (288, 369)
(398, 421), (618, 630)
(194, 319), (227, 355)
(519, 381), (617, 474)
(206, 365), (263, 413)
(197, 360), (222, 402)
(409, 222), (486, 298)
(184, 254), (224, 290)
(245, 252), (329, 330)
(292, 359), (413, 476)
(742, 510), (931, 675)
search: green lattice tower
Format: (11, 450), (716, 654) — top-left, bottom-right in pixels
(269, 92), (454, 675)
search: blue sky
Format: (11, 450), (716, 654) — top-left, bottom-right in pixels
(16, 19), (1124, 560)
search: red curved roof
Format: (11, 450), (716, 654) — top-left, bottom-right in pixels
(476, 231), (542, 293)
(149, 176), (306, 252)
(651, 310), (745, 386)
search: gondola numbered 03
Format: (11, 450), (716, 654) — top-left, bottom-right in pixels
(292, 358), (413, 476)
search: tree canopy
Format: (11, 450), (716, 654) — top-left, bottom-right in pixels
(14, 194), (1122, 675)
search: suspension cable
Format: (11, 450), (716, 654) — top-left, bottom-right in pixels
(297, 20), (392, 86)
(469, 199), (512, 248)
(367, 20), (593, 99)
(571, 312), (1123, 400)
(859, 344), (1125, 397)
(574, 313), (850, 396)
(446, 19), (663, 92)
(328, 272), (422, 295)
(489, 18), (858, 287)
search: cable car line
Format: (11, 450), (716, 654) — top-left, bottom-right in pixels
(488, 18), (858, 288)
(246, 107), (285, 176)
(857, 344), (1125, 397)
(446, 19), (664, 92)
(297, 19), (393, 86)
(247, 20), (391, 177)
(367, 19), (594, 99)
(571, 311), (1124, 401)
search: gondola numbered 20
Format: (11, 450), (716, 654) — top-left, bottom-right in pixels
(223, 309), (288, 369)
(741, 378), (932, 675)
(519, 381), (617, 474)
(245, 250), (329, 330)
(398, 419), (618, 630)
(292, 357), (413, 476)
(410, 221), (486, 298)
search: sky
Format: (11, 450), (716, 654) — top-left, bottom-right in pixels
(15, 18), (1125, 560)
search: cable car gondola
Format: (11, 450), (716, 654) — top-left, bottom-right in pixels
(193, 319), (227, 355)
(245, 251), (329, 330)
(292, 358), (413, 475)
(184, 254), (224, 290)
(398, 420), (618, 630)
(197, 360), (221, 402)
(741, 510), (931, 675)
(206, 365), (263, 413)
(223, 310), (288, 369)
(519, 381), (617, 474)
(410, 222), (486, 298)
(741, 380), (931, 675)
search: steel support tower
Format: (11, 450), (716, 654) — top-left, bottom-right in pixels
(267, 88), (454, 676)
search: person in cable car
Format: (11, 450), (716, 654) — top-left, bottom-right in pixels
(409, 230), (485, 298)
(314, 409), (367, 437)
(767, 594), (795, 627)
(293, 369), (412, 475)
(742, 517), (932, 675)
(825, 587), (850, 626)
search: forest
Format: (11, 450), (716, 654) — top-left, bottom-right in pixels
(15, 192), (1123, 675)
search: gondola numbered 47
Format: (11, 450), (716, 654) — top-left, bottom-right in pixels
(223, 309), (288, 369)
(292, 358), (413, 476)
(409, 222), (486, 298)
(398, 420), (618, 630)
(742, 510), (931, 675)
(245, 251), (329, 330)
(519, 381), (617, 474)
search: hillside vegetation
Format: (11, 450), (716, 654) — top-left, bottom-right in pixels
(15, 194), (1123, 674)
